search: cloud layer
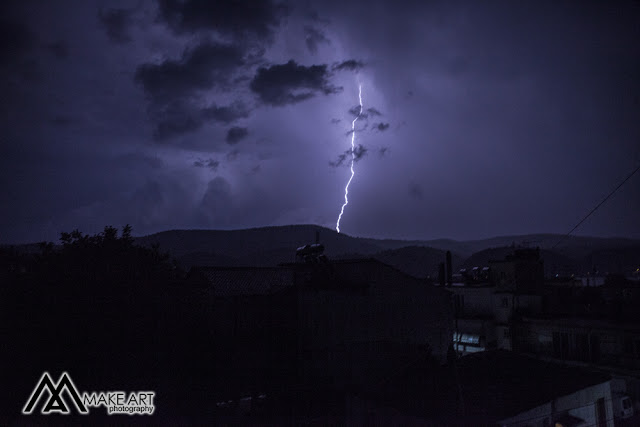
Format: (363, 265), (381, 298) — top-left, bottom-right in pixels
(0, 0), (638, 244)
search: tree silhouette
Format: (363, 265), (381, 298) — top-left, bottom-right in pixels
(25, 224), (182, 288)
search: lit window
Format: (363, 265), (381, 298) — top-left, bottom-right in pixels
(453, 333), (480, 345)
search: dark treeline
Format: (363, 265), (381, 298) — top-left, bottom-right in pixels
(0, 226), (219, 424)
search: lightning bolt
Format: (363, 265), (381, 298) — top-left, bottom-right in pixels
(336, 83), (363, 233)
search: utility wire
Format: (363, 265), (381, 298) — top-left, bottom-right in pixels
(552, 163), (640, 249)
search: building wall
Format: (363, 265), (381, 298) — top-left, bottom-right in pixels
(500, 381), (614, 427)
(493, 292), (514, 324)
(556, 382), (614, 427)
(207, 290), (299, 396)
(298, 263), (453, 387)
(495, 324), (512, 350)
(491, 261), (517, 290)
(447, 286), (542, 354)
(498, 402), (551, 427)
(449, 286), (498, 354)
(516, 318), (640, 370)
(448, 286), (494, 318)
(490, 250), (544, 293)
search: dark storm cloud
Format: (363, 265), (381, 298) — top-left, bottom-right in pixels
(0, 12), (42, 84)
(115, 152), (165, 170)
(353, 144), (367, 161)
(51, 115), (75, 127)
(98, 8), (133, 44)
(375, 123), (390, 131)
(226, 126), (249, 144)
(2, 0), (639, 245)
(194, 175), (284, 229)
(304, 25), (330, 54)
(250, 60), (341, 106)
(157, 0), (288, 41)
(330, 118), (341, 124)
(150, 99), (203, 140)
(0, 18), (35, 65)
(135, 42), (245, 102)
(333, 59), (364, 72)
(329, 153), (347, 168)
(367, 107), (382, 116)
(193, 158), (220, 171)
(45, 41), (68, 59)
(329, 144), (368, 167)
(0, 144), (174, 243)
(198, 176), (234, 224)
(345, 122), (368, 137)
(348, 105), (362, 116)
(135, 41), (247, 139)
(151, 100), (250, 141)
(202, 102), (250, 124)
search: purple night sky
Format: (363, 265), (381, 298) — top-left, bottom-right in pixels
(1, 0), (639, 244)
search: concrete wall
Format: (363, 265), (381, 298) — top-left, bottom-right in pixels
(500, 381), (613, 427)
(448, 286), (494, 318)
(298, 262), (453, 386)
(558, 382), (614, 427)
(517, 318), (640, 370)
(498, 401), (551, 427)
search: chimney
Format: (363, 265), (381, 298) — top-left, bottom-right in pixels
(438, 263), (446, 287)
(446, 251), (453, 286)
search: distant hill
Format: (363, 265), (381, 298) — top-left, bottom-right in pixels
(420, 234), (640, 259)
(135, 226), (467, 275)
(135, 225), (383, 266)
(6, 225), (639, 277)
(133, 226), (640, 276)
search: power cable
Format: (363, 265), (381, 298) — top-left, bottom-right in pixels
(552, 163), (640, 249)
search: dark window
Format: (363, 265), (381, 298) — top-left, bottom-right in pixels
(575, 334), (589, 362)
(453, 294), (464, 314)
(553, 332), (569, 360)
(624, 336), (633, 354)
(596, 397), (606, 427)
(590, 335), (601, 363)
(553, 332), (561, 358)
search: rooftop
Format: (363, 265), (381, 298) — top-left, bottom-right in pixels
(188, 258), (433, 296)
(457, 350), (611, 420)
(188, 266), (295, 296)
(355, 350), (611, 424)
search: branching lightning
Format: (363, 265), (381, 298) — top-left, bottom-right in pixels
(336, 83), (363, 233)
